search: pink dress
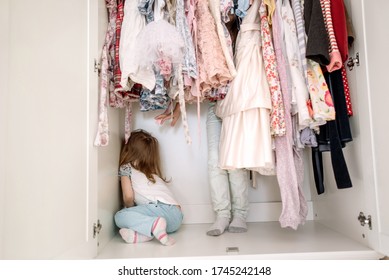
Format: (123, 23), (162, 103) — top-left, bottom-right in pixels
(195, 0), (232, 98)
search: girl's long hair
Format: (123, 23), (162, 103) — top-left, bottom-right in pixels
(119, 129), (168, 183)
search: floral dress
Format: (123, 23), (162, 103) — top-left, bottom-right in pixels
(259, 1), (286, 137)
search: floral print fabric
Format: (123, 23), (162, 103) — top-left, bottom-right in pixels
(306, 59), (336, 127)
(195, 0), (232, 97)
(94, 0), (118, 147)
(260, 1), (286, 137)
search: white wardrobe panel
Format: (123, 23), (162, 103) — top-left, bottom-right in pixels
(94, 0), (123, 254)
(2, 0), (95, 259)
(96, 113), (122, 253)
(0, 0), (10, 260)
(363, 0), (389, 255)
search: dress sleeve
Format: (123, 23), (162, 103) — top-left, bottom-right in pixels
(118, 163), (132, 178)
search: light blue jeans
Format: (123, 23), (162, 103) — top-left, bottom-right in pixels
(114, 201), (183, 237)
(206, 102), (250, 220)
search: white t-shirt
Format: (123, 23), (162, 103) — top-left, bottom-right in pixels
(118, 163), (179, 206)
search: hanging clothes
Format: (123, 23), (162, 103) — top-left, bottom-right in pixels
(195, 0), (233, 98)
(272, 0), (308, 230)
(331, 0), (353, 116)
(303, 0), (335, 126)
(205, 0), (235, 102)
(114, 0), (141, 144)
(306, 59), (336, 125)
(136, 0), (177, 112)
(342, 67), (353, 116)
(215, 0), (274, 175)
(259, 0), (286, 137)
(134, 18), (185, 111)
(120, 0), (155, 91)
(312, 69), (353, 194)
(113, 0), (141, 105)
(304, 0), (336, 126)
(264, 0), (276, 25)
(208, 0), (237, 79)
(281, 0), (312, 145)
(304, 0), (330, 65)
(344, 4), (355, 116)
(176, 0), (198, 82)
(291, 0), (308, 84)
(173, 0), (197, 144)
(308, 0), (354, 194)
(320, 0), (343, 72)
(183, 0), (202, 103)
(94, 0), (118, 147)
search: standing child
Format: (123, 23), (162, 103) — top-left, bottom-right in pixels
(114, 129), (183, 246)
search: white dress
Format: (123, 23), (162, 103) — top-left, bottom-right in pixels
(215, 0), (274, 175)
(119, 0), (155, 91)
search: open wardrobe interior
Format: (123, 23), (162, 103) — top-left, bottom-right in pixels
(0, 0), (388, 260)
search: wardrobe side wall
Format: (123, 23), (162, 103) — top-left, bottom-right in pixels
(97, 112), (122, 252)
(95, 0), (123, 254)
(0, 0), (10, 260)
(310, 0), (377, 248)
(363, 0), (389, 254)
(310, 0), (365, 244)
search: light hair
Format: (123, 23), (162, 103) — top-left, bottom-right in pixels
(119, 129), (168, 183)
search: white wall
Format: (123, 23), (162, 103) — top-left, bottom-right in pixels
(132, 102), (313, 224)
(0, 0), (10, 259)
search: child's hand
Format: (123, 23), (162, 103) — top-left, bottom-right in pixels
(154, 103), (181, 127)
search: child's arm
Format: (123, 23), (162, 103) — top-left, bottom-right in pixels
(120, 176), (135, 207)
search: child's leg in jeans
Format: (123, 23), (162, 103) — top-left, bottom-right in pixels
(206, 102), (231, 236)
(114, 203), (182, 246)
(228, 168), (249, 233)
(115, 205), (156, 238)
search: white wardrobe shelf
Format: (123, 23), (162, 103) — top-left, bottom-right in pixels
(96, 221), (381, 260)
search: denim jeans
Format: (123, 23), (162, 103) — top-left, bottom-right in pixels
(114, 201), (183, 237)
(206, 102), (250, 219)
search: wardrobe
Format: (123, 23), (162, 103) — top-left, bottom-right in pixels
(0, 0), (388, 260)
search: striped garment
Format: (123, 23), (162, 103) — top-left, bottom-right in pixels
(291, 0), (308, 85)
(319, 0), (343, 72)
